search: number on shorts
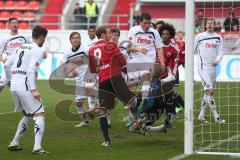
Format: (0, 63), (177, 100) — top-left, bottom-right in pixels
(17, 51), (24, 68)
(93, 48), (102, 66)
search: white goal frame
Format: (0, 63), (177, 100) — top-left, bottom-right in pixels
(184, 0), (240, 157)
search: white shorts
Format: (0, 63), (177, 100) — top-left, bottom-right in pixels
(11, 91), (44, 115)
(198, 68), (216, 90)
(126, 62), (154, 85)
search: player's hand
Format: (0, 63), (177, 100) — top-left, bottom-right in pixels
(138, 48), (148, 54)
(160, 64), (166, 72)
(0, 57), (7, 63)
(42, 52), (47, 59)
(31, 90), (41, 100)
(212, 59), (218, 66)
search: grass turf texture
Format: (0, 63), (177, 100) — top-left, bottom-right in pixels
(0, 80), (237, 160)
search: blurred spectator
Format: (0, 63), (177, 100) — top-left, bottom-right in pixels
(223, 11), (239, 31)
(156, 20), (165, 31)
(195, 9), (206, 33)
(84, 0), (99, 27)
(73, 3), (84, 29)
(215, 21), (222, 32)
(132, 11), (140, 26)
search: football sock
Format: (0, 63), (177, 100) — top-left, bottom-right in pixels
(33, 116), (45, 151)
(99, 115), (110, 142)
(10, 116), (32, 146)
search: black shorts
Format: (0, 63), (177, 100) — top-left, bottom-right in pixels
(99, 74), (136, 110)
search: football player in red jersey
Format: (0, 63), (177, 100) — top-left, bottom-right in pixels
(176, 31), (185, 68)
(159, 23), (185, 128)
(88, 26), (141, 147)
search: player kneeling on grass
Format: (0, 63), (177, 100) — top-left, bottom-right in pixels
(4, 26), (49, 154)
(88, 26), (145, 147)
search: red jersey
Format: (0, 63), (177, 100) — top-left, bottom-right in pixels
(89, 39), (126, 83)
(161, 42), (179, 79)
(176, 40), (185, 63)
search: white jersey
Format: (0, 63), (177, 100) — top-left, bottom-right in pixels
(85, 36), (98, 53)
(194, 31), (224, 69)
(0, 34), (29, 56)
(4, 42), (44, 91)
(128, 25), (163, 63)
(63, 44), (95, 83)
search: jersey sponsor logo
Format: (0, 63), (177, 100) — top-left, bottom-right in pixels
(9, 42), (24, 49)
(206, 42), (217, 48)
(12, 70), (27, 75)
(97, 64), (110, 71)
(137, 37), (151, 45)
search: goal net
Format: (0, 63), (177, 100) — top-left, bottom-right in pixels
(186, 0), (240, 156)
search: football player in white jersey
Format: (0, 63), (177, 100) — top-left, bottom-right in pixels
(0, 18), (29, 91)
(86, 26), (98, 45)
(4, 26), (49, 154)
(62, 32), (99, 128)
(194, 18), (225, 124)
(127, 13), (165, 101)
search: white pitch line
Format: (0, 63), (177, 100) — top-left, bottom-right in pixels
(168, 133), (240, 160)
(0, 111), (19, 115)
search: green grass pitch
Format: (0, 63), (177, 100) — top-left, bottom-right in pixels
(0, 80), (237, 160)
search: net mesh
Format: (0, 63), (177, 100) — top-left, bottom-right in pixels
(193, 1), (240, 154)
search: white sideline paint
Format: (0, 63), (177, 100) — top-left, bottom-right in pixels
(168, 134), (240, 160)
(0, 111), (19, 115)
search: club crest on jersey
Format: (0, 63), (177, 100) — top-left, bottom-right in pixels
(137, 37), (151, 44)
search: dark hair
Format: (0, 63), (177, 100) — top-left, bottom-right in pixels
(111, 28), (120, 37)
(151, 22), (156, 29)
(156, 20), (165, 26)
(8, 18), (18, 24)
(140, 13), (151, 21)
(159, 23), (176, 38)
(69, 32), (80, 40)
(32, 26), (48, 39)
(88, 26), (96, 30)
(96, 26), (107, 39)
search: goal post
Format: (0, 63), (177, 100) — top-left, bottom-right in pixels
(184, 0), (240, 157)
(184, 0), (195, 155)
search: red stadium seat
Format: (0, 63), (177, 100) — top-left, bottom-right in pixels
(16, 1), (28, 10)
(0, 11), (11, 21)
(11, 11), (23, 20)
(0, 21), (5, 29)
(0, 1), (4, 10)
(22, 11), (35, 21)
(5, 1), (16, 10)
(19, 21), (29, 29)
(28, 1), (40, 11)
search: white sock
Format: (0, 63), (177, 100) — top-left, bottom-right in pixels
(10, 116), (32, 146)
(33, 116), (45, 151)
(141, 81), (150, 100)
(199, 95), (208, 117)
(147, 124), (165, 132)
(88, 97), (99, 110)
(76, 101), (86, 119)
(206, 96), (219, 119)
